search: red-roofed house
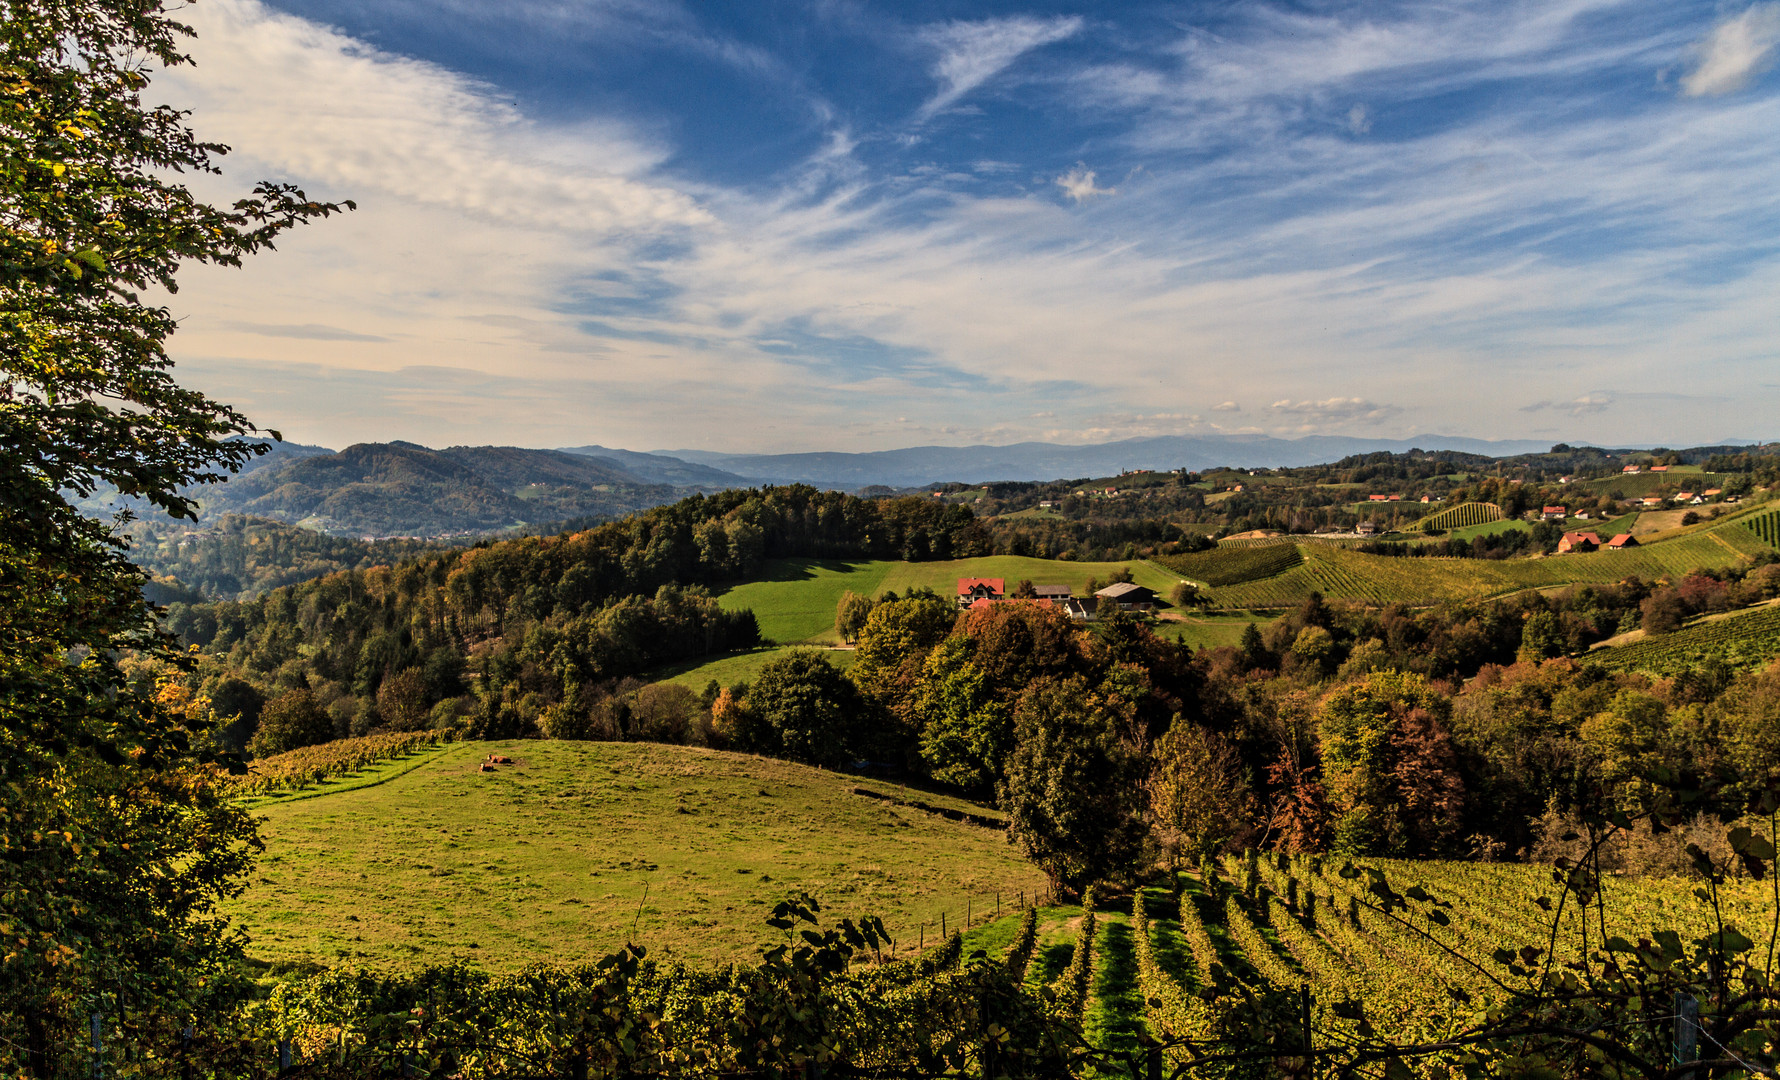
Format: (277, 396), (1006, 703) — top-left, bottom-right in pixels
(1623, 464), (1642, 473)
(1641, 496), (1664, 508)
(1650, 465), (1670, 472)
(1606, 533), (1639, 549)
(1368, 494), (1391, 502)
(1558, 531), (1603, 553)
(1542, 506), (1567, 520)
(957, 578), (1004, 609)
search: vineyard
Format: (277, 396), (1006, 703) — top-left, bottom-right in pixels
(1416, 501), (1504, 531)
(1592, 600), (1780, 675)
(1197, 520), (1777, 610)
(1120, 852), (1774, 1063)
(1153, 544), (1303, 586)
(1743, 508), (1780, 547)
(225, 730), (447, 798)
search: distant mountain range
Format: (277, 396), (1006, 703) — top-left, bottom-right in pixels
(656, 434), (1561, 490)
(81, 441), (743, 537)
(76, 433), (1759, 539)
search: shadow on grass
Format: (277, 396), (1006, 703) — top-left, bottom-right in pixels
(724, 557), (874, 584)
(1086, 920), (1146, 1059)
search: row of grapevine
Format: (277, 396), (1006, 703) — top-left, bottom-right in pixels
(224, 731), (446, 796)
(1004, 907), (1039, 979)
(1054, 888), (1098, 1018)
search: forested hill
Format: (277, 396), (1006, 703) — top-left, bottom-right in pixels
(166, 486), (986, 742)
(166, 441), (740, 537)
(128, 516), (453, 602)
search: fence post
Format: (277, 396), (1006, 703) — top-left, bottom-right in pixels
(89, 1013), (103, 1080)
(1673, 992), (1699, 1065)
(1301, 985), (1314, 1078)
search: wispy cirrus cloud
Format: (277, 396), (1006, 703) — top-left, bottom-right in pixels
(1522, 395), (1615, 417)
(1682, 3), (1780, 96)
(151, 0), (1780, 452)
(915, 15), (1082, 122)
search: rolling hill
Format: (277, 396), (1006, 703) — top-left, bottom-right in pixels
(179, 442), (729, 537)
(229, 740), (1045, 970)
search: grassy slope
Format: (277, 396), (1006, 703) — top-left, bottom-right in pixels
(653, 647), (856, 690)
(720, 557), (1184, 644)
(230, 740), (1044, 971)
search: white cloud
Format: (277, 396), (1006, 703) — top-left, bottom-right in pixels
(1055, 164), (1116, 202)
(917, 15), (1082, 121)
(1269, 398), (1403, 427)
(165, 0), (708, 233)
(1521, 394), (1615, 416)
(1212, 401), (1242, 412)
(1682, 4), (1780, 96)
(1347, 103), (1372, 135)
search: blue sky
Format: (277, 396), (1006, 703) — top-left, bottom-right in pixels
(157, 0), (1780, 452)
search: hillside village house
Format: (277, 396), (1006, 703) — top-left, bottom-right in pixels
(1033, 585), (1072, 603)
(1623, 465), (1642, 473)
(1542, 506), (1567, 520)
(956, 578), (1003, 608)
(1558, 531), (1603, 553)
(1641, 496), (1665, 508)
(1606, 533), (1639, 549)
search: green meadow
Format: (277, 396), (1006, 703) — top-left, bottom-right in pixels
(230, 740), (1046, 972)
(718, 556), (1184, 644)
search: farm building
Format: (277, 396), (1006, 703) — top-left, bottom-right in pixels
(1558, 531), (1603, 553)
(1606, 533), (1639, 549)
(1623, 465), (1642, 473)
(1650, 465), (1670, 472)
(1095, 582), (1157, 611)
(956, 578), (1004, 608)
(1061, 597), (1098, 621)
(1033, 584), (1072, 603)
(1641, 496), (1665, 508)
(1542, 506), (1567, 520)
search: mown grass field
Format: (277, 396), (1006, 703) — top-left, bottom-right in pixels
(1153, 613), (1276, 649)
(652, 646), (856, 690)
(719, 557), (1184, 643)
(229, 740), (1046, 972)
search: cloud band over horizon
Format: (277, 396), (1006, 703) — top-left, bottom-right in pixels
(154, 0), (1780, 453)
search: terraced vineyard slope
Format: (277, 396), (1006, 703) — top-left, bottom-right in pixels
(1592, 600), (1780, 674)
(1417, 501), (1504, 530)
(1118, 854), (1772, 1058)
(1198, 517), (1775, 610)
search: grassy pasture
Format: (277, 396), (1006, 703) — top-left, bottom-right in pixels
(719, 557), (1184, 644)
(1445, 518), (1529, 543)
(652, 646), (856, 690)
(1153, 613), (1277, 649)
(230, 740), (1046, 972)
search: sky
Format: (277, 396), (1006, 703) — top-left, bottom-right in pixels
(155, 0), (1780, 453)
